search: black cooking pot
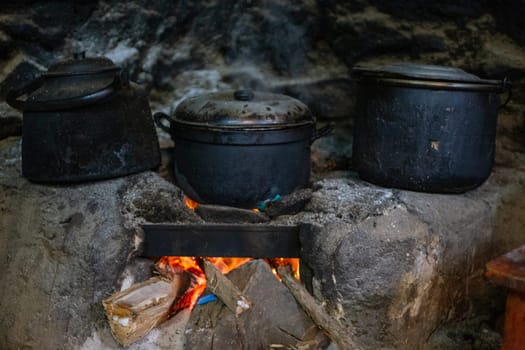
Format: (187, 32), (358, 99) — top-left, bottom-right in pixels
(6, 55), (160, 183)
(154, 89), (331, 209)
(352, 63), (511, 193)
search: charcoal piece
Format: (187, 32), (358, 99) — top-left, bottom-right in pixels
(185, 260), (315, 349)
(195, 203), (269, 223)
(266, 188), (313, 218)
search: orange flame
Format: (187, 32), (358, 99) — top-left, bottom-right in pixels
(184, 196), (199, 210)
(207, 257), (253, 274)
(269, 258), (300, 280)
(171, 194), (300, 312)
(155, 256), (300, 314)
(156, 256), (206, 311)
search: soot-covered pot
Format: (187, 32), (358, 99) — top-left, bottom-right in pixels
(352, 62), (511, 193)
(6, 55), (160, 183)
(154, 89), (330, 209)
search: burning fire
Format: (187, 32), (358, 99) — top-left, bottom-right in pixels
(156, 256), (300, 313)
(207, 257), (253, 274)
(156, 256), (206, 311)
(184, 196), (199, 210)
(185, 195), (262, 214)
(270, 257), (300, 280)
(164, 195), (300, 313)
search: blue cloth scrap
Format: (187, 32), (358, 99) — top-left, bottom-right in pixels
(256, 194), (282, 211)
(196, 293), (217, 305)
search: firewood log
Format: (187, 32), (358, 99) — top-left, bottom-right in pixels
(277, 265), (363, 350)
(202, 259), (252, 315)
(102, 275), (187, 346)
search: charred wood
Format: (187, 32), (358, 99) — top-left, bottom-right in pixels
(277, 265), (362, 350)
(195, 203), (270, 223)
(266, 188), (313, 218)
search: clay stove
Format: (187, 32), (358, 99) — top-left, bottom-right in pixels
(3, 1), (525, 349)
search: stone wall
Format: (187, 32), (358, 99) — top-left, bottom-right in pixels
(2, 1), (525, 115)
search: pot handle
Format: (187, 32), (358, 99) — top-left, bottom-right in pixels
(153, 112), (172, 133)
(5, 67), (125, 112)
(499, 77), (512, 109)
(311, 123), (334, 144)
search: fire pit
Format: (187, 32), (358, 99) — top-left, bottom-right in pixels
(103, 219), (314, 347)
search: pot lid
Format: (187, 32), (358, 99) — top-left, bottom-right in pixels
(173, 90), (314, 129)
(26, 56), (121, 104)
(353, 62), (501, 87)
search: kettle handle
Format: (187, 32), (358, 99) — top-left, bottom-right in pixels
(6, 67), (125, 112)
(153, 112), (172, 133)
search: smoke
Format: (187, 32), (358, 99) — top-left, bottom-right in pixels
(189, 0), (315, 76)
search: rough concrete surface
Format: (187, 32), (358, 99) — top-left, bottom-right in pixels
(2, 132), (525, 349)
(272, 167), (525, 349)
(0, 138), (133, 349)
(0, 137), (197, 350)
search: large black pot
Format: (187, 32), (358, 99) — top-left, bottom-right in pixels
(6, 55), (160, 183)
(352, 63), (510, 193)
(154, 89), (330, 209)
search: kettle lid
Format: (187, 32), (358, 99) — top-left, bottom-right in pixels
(28, 57), (120, 104)
(7, 56), (124, 112)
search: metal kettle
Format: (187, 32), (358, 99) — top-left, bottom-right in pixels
(6, 55), (160, 183)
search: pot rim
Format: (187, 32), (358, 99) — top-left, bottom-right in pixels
(169, 122), (315, 145)
(356, 76), (505, 92)
(170, 118), (315, 131)
(352, 62), (507, 92)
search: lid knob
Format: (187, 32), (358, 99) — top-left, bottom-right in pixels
(233, 89), (254, 101)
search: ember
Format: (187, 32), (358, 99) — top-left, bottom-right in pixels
(270, 257), (300, 280)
